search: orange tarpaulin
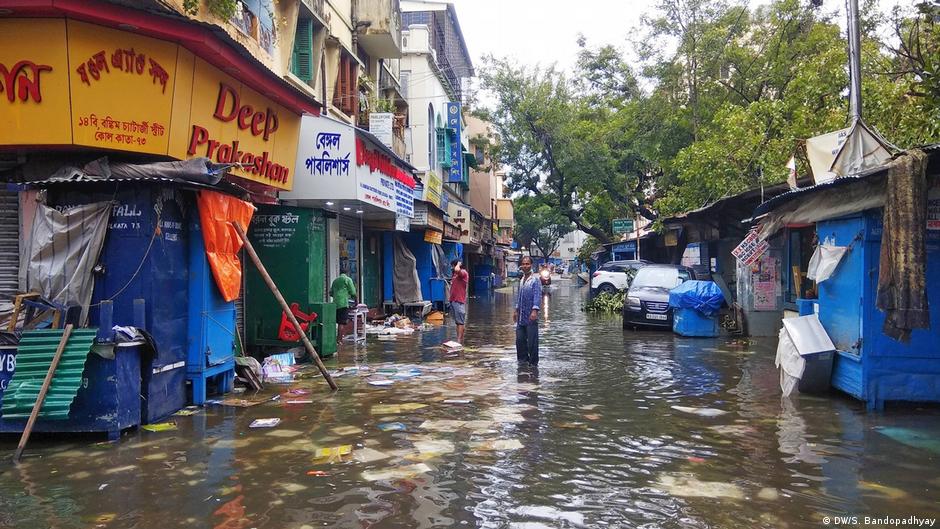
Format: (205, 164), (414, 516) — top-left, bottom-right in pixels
(197, 191), (255, 302)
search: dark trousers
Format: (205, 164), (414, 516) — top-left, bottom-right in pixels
(515, 323), (539, 365)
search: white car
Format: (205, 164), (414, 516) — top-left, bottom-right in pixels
(591, 260), (649, 294)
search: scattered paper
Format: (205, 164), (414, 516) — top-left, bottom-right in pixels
(314, 445), (353, 458)
(353, 447), (392, 463)
(368, 379), (395, 386)
(331, 425), (363, 436)
(361, 463), (432, 482)
(470, 439), (524, 451)
(371, 403), (428, 415)
(174, 407), (201, 416)
(656, 473), (744, 499)
(443, 399), (472, 405)
(285, 400), (313, 405)
(249, 418), (281, 428)
(377, 422), (407, 432)
(141, 422), (177, 432)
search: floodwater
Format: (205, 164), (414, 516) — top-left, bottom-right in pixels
(1, 280), (939, 529)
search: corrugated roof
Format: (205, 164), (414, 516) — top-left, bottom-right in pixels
(1, 329), (97, 420)
(754, 143), (940, 217)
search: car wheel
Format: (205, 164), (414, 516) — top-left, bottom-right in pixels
(599, 283), (616, 294)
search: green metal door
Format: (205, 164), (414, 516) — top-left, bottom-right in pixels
(362, 233), (382, 307)
(246, 206), (326, 348)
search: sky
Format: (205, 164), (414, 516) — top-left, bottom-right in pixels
(448, 0), (911, 75)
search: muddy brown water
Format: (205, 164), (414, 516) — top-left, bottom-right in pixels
(1, 280), (939, 529)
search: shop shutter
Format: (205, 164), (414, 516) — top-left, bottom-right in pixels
(0, 190), (19, 302)
(338, 214), (361, 239)
(235, 249), (246, 353)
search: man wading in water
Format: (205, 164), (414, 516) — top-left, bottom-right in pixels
(513, 255), (542, 365)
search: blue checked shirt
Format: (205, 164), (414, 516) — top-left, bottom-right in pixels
(515, 273), (542, 326)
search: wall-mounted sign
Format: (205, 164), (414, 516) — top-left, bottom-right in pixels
(423, 170), (442, 208)
(369, 112), (393, 148)
(424, 230), (443, 245)
(612, 241), (636, 253)
(0, 19), (300, 190)
(444, 222), (461, 241)
(411, 202), (444, 230)
(445, 102), (463, 183)
(287, 115), (414, 216)
(447, 201), (471, 244)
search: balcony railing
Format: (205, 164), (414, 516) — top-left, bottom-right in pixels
(379, 64), (400, 93)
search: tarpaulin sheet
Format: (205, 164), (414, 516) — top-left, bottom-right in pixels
(197, 191), (255, 302)
(393, 235), (422, 303)
(668, 280), (724, 316)
(24, 201), (112, 324)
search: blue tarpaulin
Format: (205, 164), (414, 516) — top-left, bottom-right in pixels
(668, 280), (724, 316)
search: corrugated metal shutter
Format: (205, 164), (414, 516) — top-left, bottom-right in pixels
(338, 214), (361, 239)
(0, 190), (19, 302)
(236, 248), (246, 353)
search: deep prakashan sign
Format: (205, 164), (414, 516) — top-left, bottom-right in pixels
(0, 18), (300, 190)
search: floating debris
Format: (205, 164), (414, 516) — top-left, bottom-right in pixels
(248, 418), (281, 428)
(671, 405), (729, 418)
(656, 473), (744, 499)
(141, 423), (177, 432)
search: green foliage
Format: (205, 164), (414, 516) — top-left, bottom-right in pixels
(583, 291), (627, 313)
(513, 196), (571, 259)
(482, 0), (940, 225)
(183, 0), (238, 20)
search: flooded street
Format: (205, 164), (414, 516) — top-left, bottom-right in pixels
(2, 280), (939, 529)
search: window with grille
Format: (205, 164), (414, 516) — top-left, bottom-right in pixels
(333, 54), (358, 116)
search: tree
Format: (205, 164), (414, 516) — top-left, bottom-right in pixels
(512, 196), (571, 260)
(478, 56), (647, 243)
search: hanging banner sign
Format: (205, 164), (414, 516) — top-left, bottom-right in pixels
(732, 229), (769, 266)
(445, 102), (463, 183)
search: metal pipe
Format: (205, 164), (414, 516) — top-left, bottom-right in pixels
(846, 0), (863, 122)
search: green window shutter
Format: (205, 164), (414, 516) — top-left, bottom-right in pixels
(291, 18), (313, 82)
(437, 128), (451, 168)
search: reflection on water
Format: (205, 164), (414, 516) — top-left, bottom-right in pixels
(1, 280), (939, 528)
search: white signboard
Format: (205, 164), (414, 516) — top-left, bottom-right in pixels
(369, 112), (394, 149)
(284, 115), (356, 200)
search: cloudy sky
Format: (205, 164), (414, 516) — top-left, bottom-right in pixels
(448, 0), (909, 73)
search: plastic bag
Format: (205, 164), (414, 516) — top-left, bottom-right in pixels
(806, 240), (847, 283)
(668, 280), (725, 316)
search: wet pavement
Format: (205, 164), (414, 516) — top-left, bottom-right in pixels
(2, 279), (940, 529)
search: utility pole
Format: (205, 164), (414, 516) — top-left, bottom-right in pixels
(846, 0), (863, 122)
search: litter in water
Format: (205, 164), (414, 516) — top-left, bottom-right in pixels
(141, 422), (177, 432)
(249, 418), (281, 428)
(671, 405), (729, 418)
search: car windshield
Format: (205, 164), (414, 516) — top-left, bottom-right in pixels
(632, 267), (689, 289)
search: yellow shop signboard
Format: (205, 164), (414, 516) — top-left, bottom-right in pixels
(0, 19), (300, 190)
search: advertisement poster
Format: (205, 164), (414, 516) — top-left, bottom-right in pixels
(732, 229), (769, 266)
(753, 254), (778, 311)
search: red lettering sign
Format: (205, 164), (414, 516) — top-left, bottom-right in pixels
(187, 124), (290, 185)
(0, 60), (52, 103)
(355, 137), (415, 188)
(212, 82), (279, 140)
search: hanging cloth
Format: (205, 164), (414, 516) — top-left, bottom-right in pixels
(392, 235), (422, 303)
(876, 149), (930, 342)
(196, 191), (255, 302)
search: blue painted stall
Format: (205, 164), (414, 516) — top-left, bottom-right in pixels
(187, 218), (236, 405)
(55, 186), (190, 423)
(817, 210), (940, 409)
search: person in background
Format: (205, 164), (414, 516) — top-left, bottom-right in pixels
(331, 262), (357, 344)
(450, 259), (470, 344)
(513, 255), (543, 365)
